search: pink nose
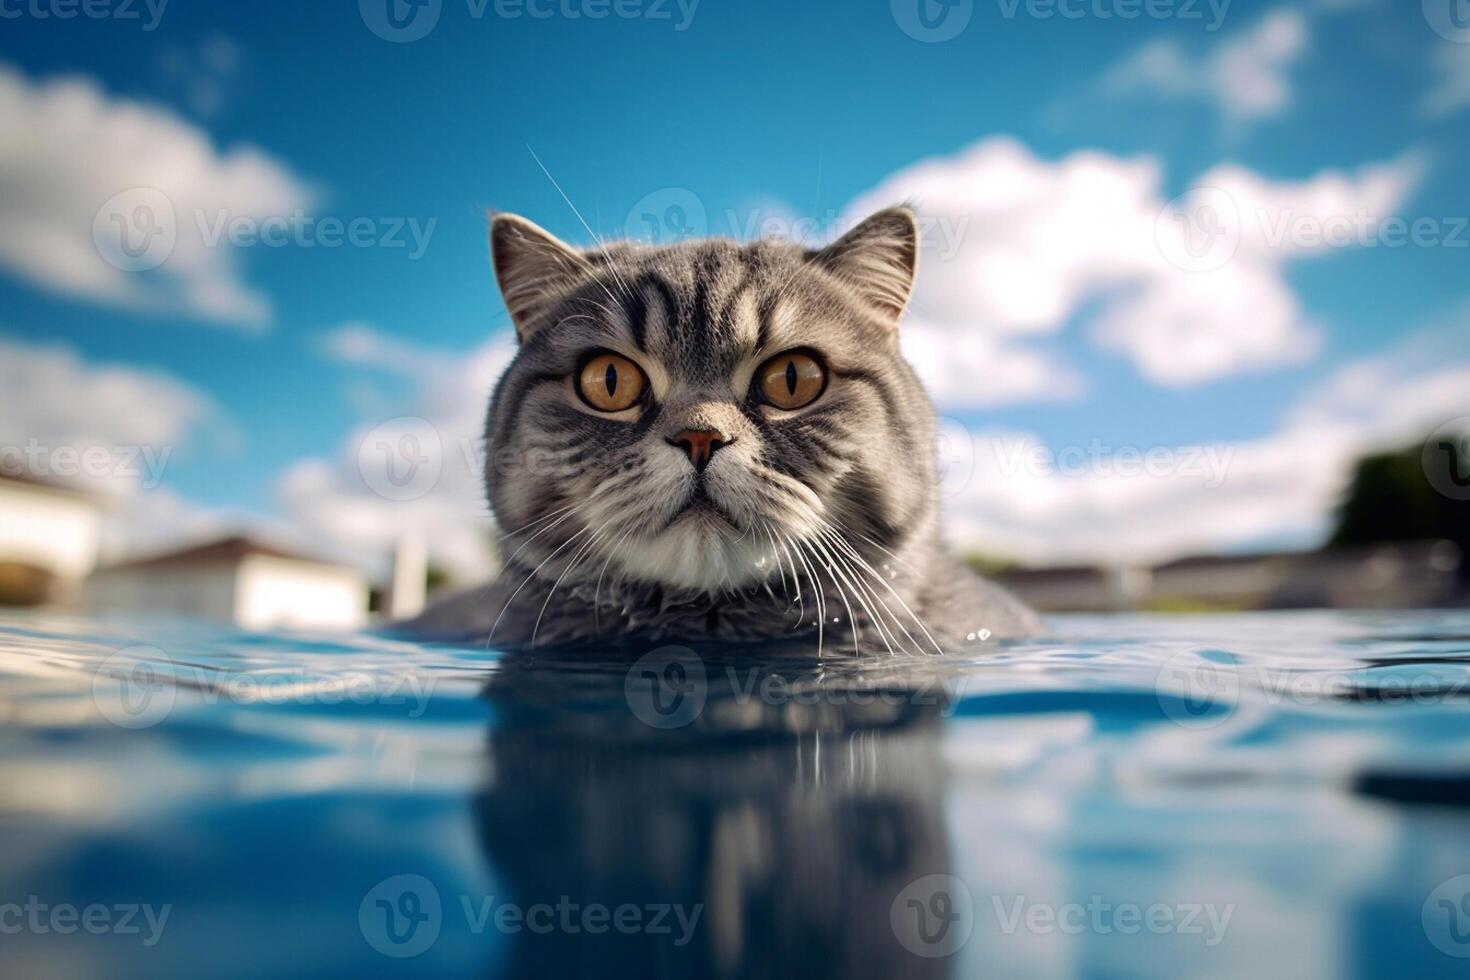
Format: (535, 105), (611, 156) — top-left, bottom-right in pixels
(668, 429), (729, 472)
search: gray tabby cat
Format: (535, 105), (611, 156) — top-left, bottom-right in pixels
(408, 206), (1040, 652)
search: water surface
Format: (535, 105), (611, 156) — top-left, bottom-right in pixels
(2, 611), (1469, 978)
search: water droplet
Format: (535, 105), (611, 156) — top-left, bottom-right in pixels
(966, 632), (976, 641)
(979, 629), (992, 641)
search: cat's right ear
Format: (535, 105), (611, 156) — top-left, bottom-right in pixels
(490, 214), (591, 342)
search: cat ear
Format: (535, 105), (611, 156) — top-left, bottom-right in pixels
(808, 207), (919, 327)
(490, 213), (592, 342)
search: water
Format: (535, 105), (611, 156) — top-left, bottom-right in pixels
(1, 611), (1469, 979)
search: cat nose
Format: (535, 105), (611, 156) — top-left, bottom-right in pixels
(668, 429), (730, 472)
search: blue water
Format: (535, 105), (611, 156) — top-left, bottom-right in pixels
(2, 611), (1469, 979)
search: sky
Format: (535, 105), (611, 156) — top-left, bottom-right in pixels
(2, 0), (1469, 582)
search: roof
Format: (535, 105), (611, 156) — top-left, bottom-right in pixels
(99, 534), (356, 574)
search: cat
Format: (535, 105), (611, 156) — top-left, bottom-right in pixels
(406, 206), (1040, 652)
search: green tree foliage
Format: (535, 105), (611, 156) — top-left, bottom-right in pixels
(1330, 431), (1470, 581)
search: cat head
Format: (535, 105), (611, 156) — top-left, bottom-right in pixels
(483, 207), (938, 593)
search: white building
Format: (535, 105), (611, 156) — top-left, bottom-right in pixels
(0, 472), (102, 606)
(87, 535), (369, 631)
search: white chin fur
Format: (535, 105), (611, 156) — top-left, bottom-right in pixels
(614, 517), (777, 592)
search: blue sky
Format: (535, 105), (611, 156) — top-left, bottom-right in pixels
(3, 0), (1469, 576)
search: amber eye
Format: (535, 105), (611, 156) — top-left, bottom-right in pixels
(576, 353), (647, 412)
(756, 351), (826, 410)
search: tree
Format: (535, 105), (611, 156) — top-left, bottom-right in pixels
(1330, 432), (1470, 582)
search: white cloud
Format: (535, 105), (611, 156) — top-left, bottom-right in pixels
(902, 319), (1084, 408)
(274, 325), (517, 583)
(943, 317), (1470, 566)
(1102, 9), (1309, 124)
(0, 334), (240, 562)
(845, 137), (1419, 392)
(1423, 42), (1470, 118)
(0, 334), (217, 488)
(0, 62), (311, 328)
(1099, 2), (1381, 127)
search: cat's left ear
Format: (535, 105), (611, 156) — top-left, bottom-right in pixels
(491, 213), (592, 342)
(808, 207), (919, 327)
